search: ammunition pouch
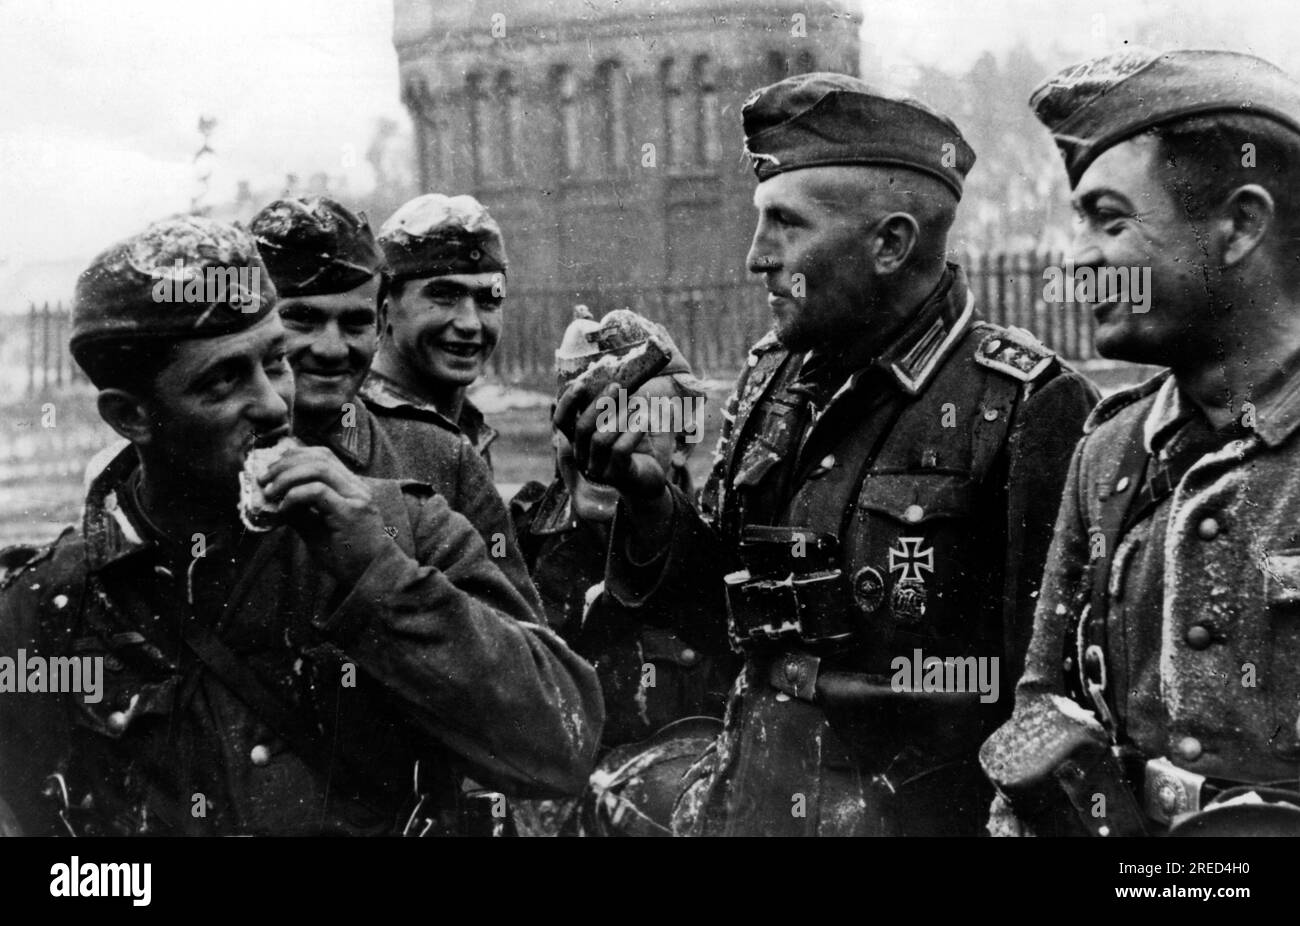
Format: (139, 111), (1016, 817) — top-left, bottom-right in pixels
(980, 694), (1148, 837)
(725, 568), (854, 649)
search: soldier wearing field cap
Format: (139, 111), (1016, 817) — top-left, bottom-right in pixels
(0, 214), (601, 836)
(982, 49), (1300, 836)
(562, 72), (1098, 836)
(251, 196), (541, 625)
(363, 193), (507, 471)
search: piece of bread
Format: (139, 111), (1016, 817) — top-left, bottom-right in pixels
(238, 437), (295, 532)
(557, 338), (671, 442)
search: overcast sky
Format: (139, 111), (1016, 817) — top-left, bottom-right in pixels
(3, 0), (1299, 287)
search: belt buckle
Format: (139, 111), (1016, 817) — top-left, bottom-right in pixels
(1143, 756), (1206, 826)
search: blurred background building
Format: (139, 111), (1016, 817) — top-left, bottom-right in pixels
(392, 0), (858, 293)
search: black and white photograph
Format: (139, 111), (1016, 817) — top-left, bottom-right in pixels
(0, 0), (1296, 902)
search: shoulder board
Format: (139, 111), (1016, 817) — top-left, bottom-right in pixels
(972, 323), (1056, 383)
(1083, 369), (1170, 434)
(0, 527), (75, 592)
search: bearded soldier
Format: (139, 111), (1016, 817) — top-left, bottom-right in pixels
(563, 73), (1098, 836)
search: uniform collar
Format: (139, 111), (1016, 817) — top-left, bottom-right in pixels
(1144, 364), (1300, 452)
(791, 262), (974, 405)
(1251, 358), (1300, 447)
(81, 445), (156, 572)
(1142, 376), (1198, 455)
(298, 402), (376, 470)
(360, 370), (498, 455)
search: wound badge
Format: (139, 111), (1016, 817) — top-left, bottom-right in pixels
(891, 578), (928, 625)
(852, 566), (886, 613)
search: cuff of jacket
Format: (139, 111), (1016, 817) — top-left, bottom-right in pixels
(605, 485), (686, 608)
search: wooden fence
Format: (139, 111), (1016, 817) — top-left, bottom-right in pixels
(20, 250), (1100, 395)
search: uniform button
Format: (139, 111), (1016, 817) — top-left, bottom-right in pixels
(680, 648), (698, 665)
(1185, 624), (1212, 649)
(904, 504), (924, 523)
(1115, 476), (1130, 493)
(819, 454), (835, 470)
(107, 711), (130, 734)
(1197, 517), (1220, 540)
(983, 407), (999, 421)
(1176, 736), (1203, 761)
(250, 744), (272, 767)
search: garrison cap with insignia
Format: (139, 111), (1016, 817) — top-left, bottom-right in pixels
(71, 215), (276, 365)
(378, 193), (507, 282)
(1030, 48), (1300, 188)
(250, 196), (383, 297)
(741, 72), (977, 199)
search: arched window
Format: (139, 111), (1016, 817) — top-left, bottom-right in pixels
(402, 78), (439, 187)
(466, 71), (492, 184)
(496, 70), (521, 178)
(596, 60), (627, 170)
(694, 55), (720, 166)
(554, 66), (581, 175)
(655, 57), (686, 167)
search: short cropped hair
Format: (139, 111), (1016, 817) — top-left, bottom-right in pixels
(1150, 113), (1300, 247)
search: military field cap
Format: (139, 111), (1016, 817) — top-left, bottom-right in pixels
(71, 215), (275, 361)
(555, 308), (694, 387)
(1031, 48), (1300, 188)
(249, 196), (383, 297)
(378, 193), (507, 281)
(741, 71), (976, 198)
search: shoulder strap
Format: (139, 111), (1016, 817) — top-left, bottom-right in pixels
(1071, 409), (1212, 741)
(182, 626), (331, 771)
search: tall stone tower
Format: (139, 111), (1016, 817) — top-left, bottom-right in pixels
(393, 0), (858, 305)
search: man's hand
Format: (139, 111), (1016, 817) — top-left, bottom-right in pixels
(261, 445), (393, 586)
(554, 381), (668, 502)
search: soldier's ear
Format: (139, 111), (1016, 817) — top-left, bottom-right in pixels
(1218, 183), (1275, 270)
(869, 212), (920, 277)
(97, 389), (155, 447)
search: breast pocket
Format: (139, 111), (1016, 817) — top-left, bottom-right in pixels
(849, 471), (989, 649)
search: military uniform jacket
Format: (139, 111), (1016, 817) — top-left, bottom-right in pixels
(302, 401), (542, 622)
(360, 371), (499, 473)
(607, 264), (1098, 836)
(0, 448), (602, 836)
(1012, 369), (1300, 793)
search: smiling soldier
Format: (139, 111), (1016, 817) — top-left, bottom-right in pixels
(562, 72), (1098, 837)
(250, 196), (540, 619)
(362, 194), (507, 472)
(0, 215), (601, 836)
(983, 49), (1300, 837)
